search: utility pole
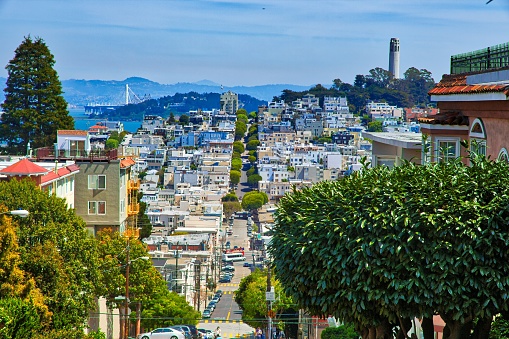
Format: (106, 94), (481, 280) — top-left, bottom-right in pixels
(175, 242), (180, 294)
(124, 241), (130, 339)
(267, 264), (272, 339)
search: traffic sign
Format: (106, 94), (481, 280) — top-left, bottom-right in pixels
(266, 291), (275, 301)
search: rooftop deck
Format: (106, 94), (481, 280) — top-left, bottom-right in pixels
(35, 147), (118, 162)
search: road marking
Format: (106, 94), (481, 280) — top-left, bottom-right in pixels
(227, 311), (231, 320)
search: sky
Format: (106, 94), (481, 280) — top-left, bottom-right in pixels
(1, 0), (509, 87)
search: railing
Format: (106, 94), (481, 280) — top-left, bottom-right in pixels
(35, 147), (118, 161)
(451, 42), (509, 74)
(128, 202), (140, 215)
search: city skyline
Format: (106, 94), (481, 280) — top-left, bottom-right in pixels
(1, 0), (508, 87)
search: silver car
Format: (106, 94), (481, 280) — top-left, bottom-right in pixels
(138, 327), (186, 339)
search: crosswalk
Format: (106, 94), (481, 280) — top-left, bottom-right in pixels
(201, 319), (244, 324)
(218, 283), (239, 288)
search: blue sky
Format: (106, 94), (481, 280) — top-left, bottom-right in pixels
(1, 0), (508, 87)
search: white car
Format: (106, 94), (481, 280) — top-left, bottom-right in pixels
(138, 327), (186, 339)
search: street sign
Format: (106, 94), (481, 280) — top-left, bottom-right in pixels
(266, 291), (276, 301)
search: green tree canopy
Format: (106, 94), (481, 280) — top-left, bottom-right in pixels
(271, 155), (509, 339)
(179, 114), (190, 125)
(248, 155), (257, 164)
(247, 174), (262, 187)
(230, 170), (241, 185)
(236, 108), (248, 116)
(237, 114), (249, 125)
(0, 36), (74, 154)
(222, 201), (242, 220)
(233, 141), (245, 154)
(105, 138), (119, 150)
(246, 140), (260, 151)
(0, 179), (99, 333)
(241, 191), (268, 211)
(231, 158), (242, 172)
(367, 120), (383, 132)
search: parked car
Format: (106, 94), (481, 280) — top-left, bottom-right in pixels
(215, 290), (223, 296)
(219, 276), (232, 283)
(202, 309), (211, 319)
(223, 265), (235, 271)
(138, 327), (186, 339)
(170, 326), (193, 339)
(208, 301), (217, 310)
(212, 296), (220, 303)
(243, 262), (251, 267)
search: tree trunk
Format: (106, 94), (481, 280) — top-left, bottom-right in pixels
(443, 320), (462, 339)
(471, 316), (492, 339)
(375, 320), (392, 339)
(368, 327), (376, 339)
(396, 317), (411, 339)
(421, 317), (434, 339)
(136, 302), (142, 337)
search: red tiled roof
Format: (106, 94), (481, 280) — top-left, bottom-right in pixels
(40, 164), (80, 185)
(58, 130), (88, 136)
(120, 158), (136, 168)
(428, 74), (509, 96)
(0, 159), (48, 176)
(89, 125), (108, 130)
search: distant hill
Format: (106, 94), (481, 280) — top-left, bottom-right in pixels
(0, 76), (310, 105)
(61, 77), (310, 105)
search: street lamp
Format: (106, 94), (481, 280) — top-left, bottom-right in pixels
(0, 209), (29, 218)
(124, 248), (149, 339)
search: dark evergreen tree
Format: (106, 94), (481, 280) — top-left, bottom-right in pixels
(0, 36), (74, 154)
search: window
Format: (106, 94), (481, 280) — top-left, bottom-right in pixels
(436, 139), (459, 163)
(498, 148), (509, 162)
(88, 201), (106, 215)
(88, 175), (106, 189)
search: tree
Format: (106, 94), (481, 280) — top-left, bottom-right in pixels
(168, 112), (176, 124)
(247, 174), (262, 187)
(230, 170), (241, 185)
(271, 155), (509, 339)
(321, 325), (359, 339)
(222, 201), (242, 220)
(237, 114), (249, 125)
(179, 114), (190, 125)
(367, 120), (383, 132)
(231, 158), (242, 172)
(236, 108), (248, 116)
(105, 138), (119, 150)
(0, 36), (74, 154)
(235, 121), (247, 141)
(221, 193), (239, 202)
(233, 141), (245, 154)
(248, 155), (257, 164)
(137, 192), (152, 239)
(246, 140), (260, 151)
(241, 191), (268, 212)
(0, 179), (99, 333)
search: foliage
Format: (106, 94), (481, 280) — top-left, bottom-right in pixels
(241, 191), (268, 211)
(235, 269), (294, 329)
(233, 141), (245, 154)
(235, 121), (247, 141)
(248, 125), (258, 136)
(247, 174), (262, 187)
(0, 36), (73, 154)
(232, 152), (241, 159)
(246, 167), (256, 177)
(248, 155), (257, 164)
(141, 288), (200, 330)
(0, 179), (100, 333)
(321, 325), (359, 339)
(236, 108), (248, 116)
(275, 67), (435, 114)
(105, 138), (119, 150)
(237, 114), (249, 125)
(246, 140), (260, 151)
(222, 201), (242, 220)
(33, 329), (106, 339)
(0, 297), (42, 339)
(230, 170), (241, 185)
(179, 114), (190, 125)
(248, 111), (257, 119)
(367, 120), (383, 132)
(248, 150), (257, 157)
(231, 158), (242, 172)
(490, 315), (509, 339)
(137, 192), (152, 239)
(271, 155), (509, 338)
(221, 193), (239, 202)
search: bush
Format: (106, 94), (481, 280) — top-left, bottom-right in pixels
(321, 324), (359, 339)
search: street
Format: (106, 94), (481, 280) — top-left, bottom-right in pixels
(198, 214), (256, 338)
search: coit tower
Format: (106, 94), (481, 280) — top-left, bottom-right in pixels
(389, 38), (400, 79)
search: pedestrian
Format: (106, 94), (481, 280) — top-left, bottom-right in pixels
(280, 330), (285, 339)
(256, 327), (262, 339)
(215, 326), (222, 339)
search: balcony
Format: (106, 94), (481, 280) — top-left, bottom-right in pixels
(128, 202), (140, 215)
(36, 147), (118, 162)
(128, 179), (140, 191)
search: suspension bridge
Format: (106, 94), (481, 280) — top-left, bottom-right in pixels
(84, 84), (148, 115)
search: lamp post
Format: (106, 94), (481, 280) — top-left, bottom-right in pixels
(174, 242), (181, 294)
(0, 209), (29, 218)
(123, 242), (149, 339)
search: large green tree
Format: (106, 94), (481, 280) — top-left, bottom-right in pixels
(271, 155), (509, 339)
(0, 179), (99, 333)
(0, 36), (74, 154)
(241, 191), (268, 212)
